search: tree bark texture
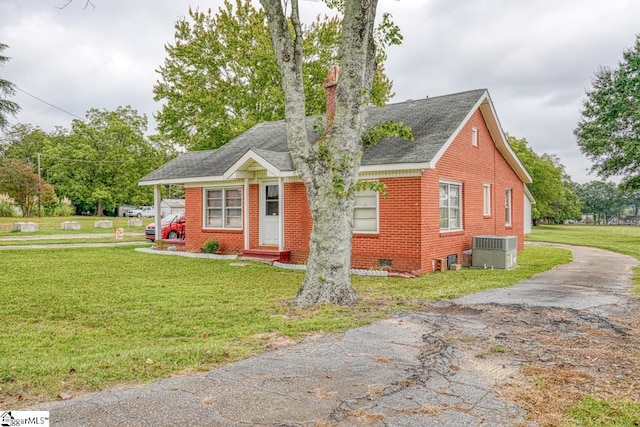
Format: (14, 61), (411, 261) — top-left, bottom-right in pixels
(260, 0), (379, 306)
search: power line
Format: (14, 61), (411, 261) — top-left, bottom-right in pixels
(39, 153), (128, 164)
(15, 86), (85, 121)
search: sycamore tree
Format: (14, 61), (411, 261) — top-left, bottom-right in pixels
(0, 158), (55, 217)
(154, 0), (396, 150)
(575, 35), (640, 189)
(258, 0), (409, 306)
(0, 43), (20, 130)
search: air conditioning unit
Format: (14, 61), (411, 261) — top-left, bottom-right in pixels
(472, 235), (517, 269)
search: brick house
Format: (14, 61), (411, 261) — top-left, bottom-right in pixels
(140, 87), (532, 275)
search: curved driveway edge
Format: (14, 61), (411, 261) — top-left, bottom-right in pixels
(28, 244), (638, 426)
(455, 243), (638, 316)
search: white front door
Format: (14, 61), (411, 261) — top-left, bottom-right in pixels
(261, 182), (280, 246)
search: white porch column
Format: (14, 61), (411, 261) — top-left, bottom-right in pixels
(154, 184), (162, 241)
(244, 179), (250, 250)
(278, 177), (284, 251)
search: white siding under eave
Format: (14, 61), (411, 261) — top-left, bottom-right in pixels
(524, 193), (532, 235)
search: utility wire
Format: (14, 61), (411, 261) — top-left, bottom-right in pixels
(39, 153), (129, 164)
(15, 86), (85, 121)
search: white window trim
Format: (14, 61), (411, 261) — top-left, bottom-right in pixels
(471, 127), (479, 147)
(203, 186), (244, 230)
(439, 180), (463, 232)
(353, 189), (379, 234)
(505, 188), (512, 227)
(483, 183), (491, 216)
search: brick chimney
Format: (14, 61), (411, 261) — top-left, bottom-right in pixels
(324, 65), (339, 133)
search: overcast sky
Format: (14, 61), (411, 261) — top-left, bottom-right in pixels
(1, 0), (639, 184)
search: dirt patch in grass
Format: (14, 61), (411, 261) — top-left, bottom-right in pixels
(427, 300), (640, 426)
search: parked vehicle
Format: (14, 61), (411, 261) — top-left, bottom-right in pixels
(127, 206), (155, 218)
(145, 213), (185, 241)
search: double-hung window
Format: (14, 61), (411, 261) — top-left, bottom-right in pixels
(353, 190), (378, 233)
(205, 188), (242, 229)
(505, 188), (512, 226)
(440, 181), (462, 231)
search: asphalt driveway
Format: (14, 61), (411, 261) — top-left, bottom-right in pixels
(28, 243), (638, 426)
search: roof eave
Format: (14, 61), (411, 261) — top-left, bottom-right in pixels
(479, 95), (533, 184)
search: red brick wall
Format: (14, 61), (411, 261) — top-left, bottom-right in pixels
(280, 179), (423, 273)
(183, 187), (244, 254)
(181, 108), (526, 274)
(352, 177), (423, 273)
(283, 182), (312, 262)
(419, 109), (525, 272)
(248, 184), (260, 248)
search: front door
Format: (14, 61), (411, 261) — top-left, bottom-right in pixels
(261, 182), (280, 245)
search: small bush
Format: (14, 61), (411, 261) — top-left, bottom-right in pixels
(154, 239), (168, 250)
(43, 197), (75, 217)
(202, 238), (219, 254)
(0, 201), (14, 217)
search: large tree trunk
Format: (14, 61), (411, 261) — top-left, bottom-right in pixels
(295, 176), (358, 305)
(261, 0), (379, 306)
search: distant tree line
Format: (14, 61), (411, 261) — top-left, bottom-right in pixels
(0, 107), (175, 217)
(507, 135), (640, 226)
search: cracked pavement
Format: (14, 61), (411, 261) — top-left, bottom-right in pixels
(29, 244), (638, 426)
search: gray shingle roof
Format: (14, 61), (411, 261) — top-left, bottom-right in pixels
(140, 89), (487, 184)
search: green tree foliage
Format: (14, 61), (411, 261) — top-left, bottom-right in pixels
(508, 134), (581, 223)
(575, 35), (640, 189)
(574, 181), (623, 224)
(0, 43), (20, 130)
(0, 158), (55, 217)
(0, 123), (51, 164)
(43, 107), (174, 215)
(619, 187), (640, 216)
(153, 0), (396, 150)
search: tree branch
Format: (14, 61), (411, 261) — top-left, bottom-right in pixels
(56, 0), (95, 10)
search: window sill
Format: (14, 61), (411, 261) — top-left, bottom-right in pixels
(439, 229), (464, 237)
(353, 232), (379, 238)
(483, 215), (492, 219)
(202, 228), (243, 233)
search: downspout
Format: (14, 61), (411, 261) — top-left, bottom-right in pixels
(279, 177), (284, 252)
(244, 178), (250, 250)
(154, 184), (162, 241)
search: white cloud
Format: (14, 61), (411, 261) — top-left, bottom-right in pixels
(1, 0), (639, 183)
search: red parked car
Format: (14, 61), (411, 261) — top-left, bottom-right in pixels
(145, 213), (185, 241)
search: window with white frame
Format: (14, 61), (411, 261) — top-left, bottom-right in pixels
(204, 187), (242, 229)
(353, 190), (378, 233)
(472, 127), (479, 147)
(505, 188), (512, 226)
(439, 181), (462, 231)
(483, 184), (491, 216)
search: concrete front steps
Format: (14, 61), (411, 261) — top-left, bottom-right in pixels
(241, 248), (291, 263)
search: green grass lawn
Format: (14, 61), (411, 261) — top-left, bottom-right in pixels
(0, 243), (569, 408)
(2, 223), (638, 425)
(528, 224), (640, 259)
(0, 215), (148, 236)
(529, 225), (640, 292)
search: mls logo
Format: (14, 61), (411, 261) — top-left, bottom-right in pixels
(0, 411), (14, 427)
(0, 411), (50, 426)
